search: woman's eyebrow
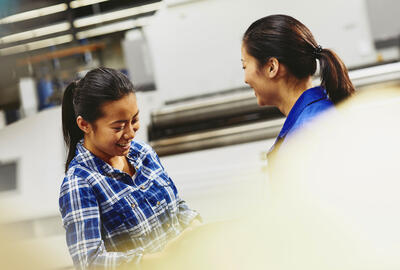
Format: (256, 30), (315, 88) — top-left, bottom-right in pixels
(110, 111), (140, 125)
(110, 119), (127, 125)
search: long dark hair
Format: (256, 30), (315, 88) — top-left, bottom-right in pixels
(243, 14), (354, 104)
(61, 67), (135, 172)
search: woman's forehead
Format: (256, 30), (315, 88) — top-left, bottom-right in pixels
(100, 94), (138, 120)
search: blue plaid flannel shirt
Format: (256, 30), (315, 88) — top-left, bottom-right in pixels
(59, 140), (199, 269)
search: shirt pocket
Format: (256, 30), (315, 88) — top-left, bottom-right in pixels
(103, 193), (148, 239)
(101, 206), (125, 232)
(154, 174), (178, 199)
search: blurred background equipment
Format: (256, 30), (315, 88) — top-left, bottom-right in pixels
(0, 0), (162, 123)
(148, 62), (400, 156)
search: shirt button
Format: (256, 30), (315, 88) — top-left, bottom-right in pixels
(131, 203), (136, 209)
(135, 166), (139, 170)
(157, 201), (160, 206)
(167, 181), (171, 184)
(140, 186), (145, 190)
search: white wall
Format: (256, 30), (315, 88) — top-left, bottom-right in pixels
(0, 107), (74, 268)
(0, 110), (5, 129)
(19, 77), (38, 118)
(0, 107), (65, 223)
(365, 0), (400, 41)
(144, 0), (376, 102)
(123, 29), (156, 89)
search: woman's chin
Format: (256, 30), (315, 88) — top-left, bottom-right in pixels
(112, 148), (128, 157)
(257, 98), (267, 107)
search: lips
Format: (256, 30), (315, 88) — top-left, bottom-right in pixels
(116, 141), (131, 149)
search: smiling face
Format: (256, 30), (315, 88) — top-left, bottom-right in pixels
(241, 44), (279, 106)
(80, 93), (140, 163)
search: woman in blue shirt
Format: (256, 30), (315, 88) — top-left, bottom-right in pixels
(241, 14), (355, 154)
(60, 67), (199, 269)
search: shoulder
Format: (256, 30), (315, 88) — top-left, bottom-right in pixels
(291, 100), (334, 134)
(60, 165), (94, 196)
(59, 165), (99, 217)
(303, 99), (334, 118)
(129, 140), (158, 158)
(130, 140), (166, 172)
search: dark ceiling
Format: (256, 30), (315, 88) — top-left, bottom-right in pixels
(0, 0), (161, 109)
(0, 0), (160, 50)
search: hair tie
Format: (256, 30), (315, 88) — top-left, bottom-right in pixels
(75, 77), (83, 87)
(313, 45), (323, 58)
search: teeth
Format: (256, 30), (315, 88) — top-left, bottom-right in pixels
(118, 144), (129, 147)
(117, 141), (131, 147)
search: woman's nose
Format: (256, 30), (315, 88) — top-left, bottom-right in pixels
(124, 126), (135, 140)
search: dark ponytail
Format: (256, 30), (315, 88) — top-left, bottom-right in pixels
(61, 67), (135, 172)
(243, 14), (354, 105)
(318, 49), (355, 104)
(62, 81), (83, 173)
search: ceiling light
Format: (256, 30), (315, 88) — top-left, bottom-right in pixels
(0, 44), (26, 56)
(0, 4), (68, 24)
(0, 35), (73, 56)
(27, 35), (73, 51)
(73, 2), (162, 28)
(0, 22), (70, 45)
(70, 0), (109, 9)
(76, 17), (152, 39)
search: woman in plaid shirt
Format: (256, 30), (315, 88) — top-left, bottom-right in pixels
(60, 67), (200, 269)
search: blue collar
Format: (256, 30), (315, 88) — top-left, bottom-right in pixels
(72, 140), (141, 177)
(278, 86), (329, 139)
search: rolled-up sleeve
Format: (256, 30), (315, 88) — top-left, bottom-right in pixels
(59, 173), (143, 269)
(176, 195), (201, 227)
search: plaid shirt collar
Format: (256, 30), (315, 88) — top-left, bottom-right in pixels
(71, 139), (148, 185)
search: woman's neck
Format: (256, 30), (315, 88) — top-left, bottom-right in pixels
(83, 138), (123, 166)
(82, 137), (134, 175)
(110, 156), (135, 176)
(277, 76), (313, 116)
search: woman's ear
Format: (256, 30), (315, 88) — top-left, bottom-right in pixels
(265, 57), (280, 79)
(76, 116), (91, 134)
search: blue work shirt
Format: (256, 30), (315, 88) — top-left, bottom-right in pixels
(269, 86), (334, 155)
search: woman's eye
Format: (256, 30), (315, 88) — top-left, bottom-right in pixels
(113, 127), (124, 131)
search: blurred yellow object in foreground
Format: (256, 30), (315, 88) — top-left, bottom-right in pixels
(142, 87), (400, 270)
(0, 230), (44, 270)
